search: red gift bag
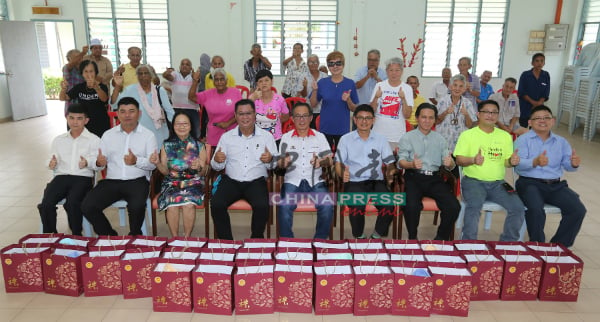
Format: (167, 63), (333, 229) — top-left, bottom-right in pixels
(428, 263), (472, 317)
(348, 238), (384, 250)
(42, 245), (87, 296)
(498, 251), (543, 301)
(312, 239), (349, 250)
(352, 248), (391, 262)
(537, 251), (584, 301)
(234, 259), (275, 315)
(56, 235), (96, 249)
(197, 247), (236, 262)
(235, 247), (274, 262)
(274, 259), (314, 313)
(167, 237), (207, 248)
(151, 259), (196, 312)
(390, 261), (433, 317)
(1, 244), (52, 292)
(424, 251), (466, 264)
(388, 249), (425, 262)
(419, 240), (455, 252)
(206, 239), (243, 250)
(18, 233), (63, 245)
(193, 260), (234, 315)
(161, 246), (202, 261)
(454, 240), (491, 252)
(277, 237), (313, 249)
(243, 238), (277, 249)
(352, 260), (393, 316)
(274, 247), (314, 262)
(461, 251), (504, 301)
(315, 247), (353, 261)
(91, 236), (132, 247)
(313, 260), (355, 315)
(121, 247), (162, 299)
(488, 241), (528, 252)
(384, 239), (420, 251)
(128, 236), (168, 249)
(81, 245), (126, 296)
(525, 242), (570, 254)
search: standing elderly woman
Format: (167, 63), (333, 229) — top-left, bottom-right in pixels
(281, 43), (308, 98)
(163, 58), (200, 139)
(188, 67), (241, 147)
(303, 54), (328, 128)
(436, 74), (477, 157)
(59, 60), (110, 138)
(151, 112), (207, 237)
(370, 57), (414, 150)
(112, 64), (175, 148)
(250, 70), (289, 144)
(310, 51), (358, 148)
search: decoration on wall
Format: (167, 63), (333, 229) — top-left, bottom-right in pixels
(230, 2), (237, 10)
(397, 37), (424, 67)
(353, 28), (359, 56)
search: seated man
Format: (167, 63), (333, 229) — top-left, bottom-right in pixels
(277, 102), (334, 239)
(210, 99), (278, 240)
(336, 104), (396, 239)
(515, 105), (586, 247)
(38, 103), (100, 235)
(489, 77), (528, 136)
(454, 100), (524, 241)
(398, 103), (461, 240)
(81, 97), (157, 235)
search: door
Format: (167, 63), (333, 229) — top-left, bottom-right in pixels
(0, 21), (47, 120)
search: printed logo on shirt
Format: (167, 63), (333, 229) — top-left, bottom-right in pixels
(379, 95), (401, 119)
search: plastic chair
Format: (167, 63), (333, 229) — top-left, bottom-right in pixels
(282, 97), (307, 134)
(236, 85), (250, 99)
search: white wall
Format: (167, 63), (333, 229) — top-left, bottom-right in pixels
(5, 0), (585, 113)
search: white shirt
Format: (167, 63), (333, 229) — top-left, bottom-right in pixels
(370, 80), (414, 143)
(429, 80), (450, 102)
(170, 71), (197, 109)
(98, 124), (157, 180)
(279, 129), (332, 186)
(211, 125), (278, 182)
(50, 128), (100, 177)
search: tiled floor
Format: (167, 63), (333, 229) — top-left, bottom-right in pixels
(1, 100), (600, 321)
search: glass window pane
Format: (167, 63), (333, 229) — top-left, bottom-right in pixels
(475, 24), (504, 75)
(145, 20), (170, 70)
(422, 23), (450, 77)
(88, 19), (117, 69)
(116, 20), (142, 65)
(449, 24), (477, 69)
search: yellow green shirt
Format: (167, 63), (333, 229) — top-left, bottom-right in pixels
(454, 126), (513, 181)
(204, 72), (236, 89)
(122, 63), (138, 89)
(408, 94), (426, 126)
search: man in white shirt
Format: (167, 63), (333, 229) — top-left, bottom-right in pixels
(81, 97), (157, 236)
(429, 67), (451, 106)
(277, 102), (333, 239)
(38, 103), (100, 235)
(210, 99), (278, 240)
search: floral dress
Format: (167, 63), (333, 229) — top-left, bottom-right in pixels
(157, 136), (204, 211)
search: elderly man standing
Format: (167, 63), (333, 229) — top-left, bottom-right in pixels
(515, 105), (586, 247)
(210, 99), (278, 240)
(489, 77), (528, 136)
(429, 67), (451, 106)
(477, 70), (494, 103)
(243, 44), (272, 91)
(354, 49), (387, 105)
(116, 46), (143, 90)
(457, 57), (480, 109)
(83, 38), (113, 90)
(277, 102), (333, 239)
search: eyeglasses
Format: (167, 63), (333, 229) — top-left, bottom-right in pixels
(355, 116), (374, 121)
(293, 114), (311, 119)
(327, 61), (343, 67)
(531, 116), (553, 121)
(479, 110), (499, 115)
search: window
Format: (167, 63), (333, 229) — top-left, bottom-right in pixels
(84, 0), (170, 71)
(578, 0), (600, 49)
(422, 0), (509, 77)
(0, 0), (8, 20)
(255, 0), (338, 75)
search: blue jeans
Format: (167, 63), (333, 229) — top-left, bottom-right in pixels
(278, 180), (333, 239)
(516, 177), (586, 247)
(460, 176), (525, 241)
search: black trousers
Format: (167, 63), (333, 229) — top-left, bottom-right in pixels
(345, 180), (395, 238)
(402, 171), (460, 240)
(81, 177), (149, 236)
(38, 175), (94, 235)
(210, 175), (269, 240)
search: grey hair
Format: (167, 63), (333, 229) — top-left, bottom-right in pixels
(307, 54), (320, 63)
(66, 49), (81, 60)
(450, 74), (467, 84)
(251, 43), (261, 50)
(385, 57), (404, 70)
(136, 64), (156, 79)
(368, 49), (381, 57)
(459, 57), (472, 65)
(211, 67), (228, 81)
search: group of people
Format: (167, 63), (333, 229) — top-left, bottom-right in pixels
(40, 42), (585, 248)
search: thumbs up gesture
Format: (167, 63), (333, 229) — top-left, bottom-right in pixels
(190, 157), (202, 170)
(509, 148), (520, 167)
(214, 147), (226, 163)
(570, 148), (581, 168)
(534, 150), (548, 167)
(260, 147), (272, 163)
(49, 155), (58, 170)
(96, 149), (107, 167)
(443, 152), (453, 168)
(124, 148), (137, 165)
(398, 87), (406, 100)
(79, 156), (88, 169)
(311, 80), (318, 91)
(149, 149), (159, 165)
(412, 153), (423, 169)
(343, 165), (350, 183)
(375, 86), (383, 100)
(342, 89), (352, 102)
(473, 148), (484, 166)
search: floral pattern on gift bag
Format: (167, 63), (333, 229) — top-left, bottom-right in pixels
(289, 278), (312, 308)
(207, 280), (232, 309)
(18, 258), (43, 287)
(97, 261), (121, 290)
(408, 282), (433, 311)
(331, 279), (354, 308)
(56, 262), (78, 291)
(370, 279), (393, 308)
(518, 267), (542, 295)
(480, 266), (503, 295)
(166, 277), (191, 306)
(250, 278), (274, 307)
